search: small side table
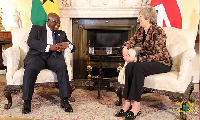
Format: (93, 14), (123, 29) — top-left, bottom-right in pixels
(88, 49), (114, 99)
(0, 31), (12, 70)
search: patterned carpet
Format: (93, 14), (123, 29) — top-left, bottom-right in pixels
(0, 82), (199, 120)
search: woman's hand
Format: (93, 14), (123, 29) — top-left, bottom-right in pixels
(123, 47), (137, 63)
(122, 47), (130, 57)
(123, 56), (137, 63)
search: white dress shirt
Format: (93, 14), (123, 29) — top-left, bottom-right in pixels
(45, 25), (73, 52)
(45, 25), (54, 52)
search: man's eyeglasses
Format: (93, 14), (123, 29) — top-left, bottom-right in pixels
(48, 19), (61, 24)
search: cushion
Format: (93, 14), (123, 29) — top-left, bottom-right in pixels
(11, 27), (31, 67)
(144, 71), (179, 92)
(163, 27), (197, 71)
(11, 68), (58, 85)
(37, 69), (58, 83)
(11, 27), (30, 52)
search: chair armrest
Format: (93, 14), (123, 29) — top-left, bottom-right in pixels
(118, 48), (140, 84)
(4, 46), (21, 85)
(179, 48), (196, 78)
(64, 48), (73, 81)
(177, 48), (196, 91)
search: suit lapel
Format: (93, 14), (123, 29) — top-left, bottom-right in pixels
(40, 26), (47, 44)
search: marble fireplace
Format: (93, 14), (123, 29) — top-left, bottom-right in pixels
(58, 0), (150, 80)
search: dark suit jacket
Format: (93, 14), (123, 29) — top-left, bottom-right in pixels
(24, 25), (75, 65)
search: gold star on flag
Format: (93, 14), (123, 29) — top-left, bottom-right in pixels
(42, 0), (54, 4)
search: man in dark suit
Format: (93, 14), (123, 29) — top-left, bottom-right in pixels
(22, 13), (75, 114)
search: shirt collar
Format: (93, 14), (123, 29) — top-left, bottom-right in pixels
(46, 24), (52, 32)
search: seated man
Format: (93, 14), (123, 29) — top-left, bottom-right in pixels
(22, 13), (75, 114)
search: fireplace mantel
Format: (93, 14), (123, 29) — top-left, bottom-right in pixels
(59, 0), (150, 18)
(59, 0), (149, 41)
(60, 7), (141, 18)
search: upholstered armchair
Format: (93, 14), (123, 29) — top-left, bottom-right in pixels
(3, 27), (75, 109)
(115, 27), (197, 119)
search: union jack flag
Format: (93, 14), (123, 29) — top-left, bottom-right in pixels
(150, 0), (182, 29)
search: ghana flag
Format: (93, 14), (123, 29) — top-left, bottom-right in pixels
(31, 0), (60, 26)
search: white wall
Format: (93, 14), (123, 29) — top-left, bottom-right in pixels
(182, 0), (199, 30)
(0, 0), (32, 30)
(181, 0), (199, 83)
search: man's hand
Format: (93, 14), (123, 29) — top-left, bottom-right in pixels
(49, 44), (59, 51)
(57, 42), (69, 52)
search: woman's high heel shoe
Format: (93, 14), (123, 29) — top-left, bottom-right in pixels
(125, 110), (141, 120)
(115, 105), (132, 117)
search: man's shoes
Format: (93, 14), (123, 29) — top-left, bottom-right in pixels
(61, 98), (73, 112)
(22, 100), (31, 114)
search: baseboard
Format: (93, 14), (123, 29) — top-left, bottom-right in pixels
(192, 72), (199, 83)
(0, 70), (6, 74)
(72, 78), (119, 90)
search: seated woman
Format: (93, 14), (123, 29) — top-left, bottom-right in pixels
(115, 7), (172, 120)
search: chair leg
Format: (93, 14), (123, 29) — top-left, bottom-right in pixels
(178, 97), (189, 120)
(4, 85), (21, 109)
(180, 112), (187, 120)
(68, 83), (76, 102)
(179, 82), (194, 119)
(4, 90), (12, 109)
(176, 85), (194, 120)
(115, 84), (124, 106)
(188, 83), (194, 99)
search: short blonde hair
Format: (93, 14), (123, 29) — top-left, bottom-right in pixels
(139, 7), (157, 25)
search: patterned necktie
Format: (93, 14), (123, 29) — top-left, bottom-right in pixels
(52, 32), (57, 57)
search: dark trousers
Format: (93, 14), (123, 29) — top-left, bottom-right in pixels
(123, 62), (171, 102)
(22, 54), (70, 100)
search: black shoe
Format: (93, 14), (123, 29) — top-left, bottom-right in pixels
(115, 105), (132, 117)
(22, 100), (31, 114)
(61, 99), (73, 112)
(125, 110), (141, 120)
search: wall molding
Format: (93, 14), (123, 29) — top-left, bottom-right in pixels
(59, 0), (150, 18)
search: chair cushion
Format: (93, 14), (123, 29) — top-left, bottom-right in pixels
(12, 68), (58, 85)
(37, 69), (58, 83)
(144, 71), (179, 92)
